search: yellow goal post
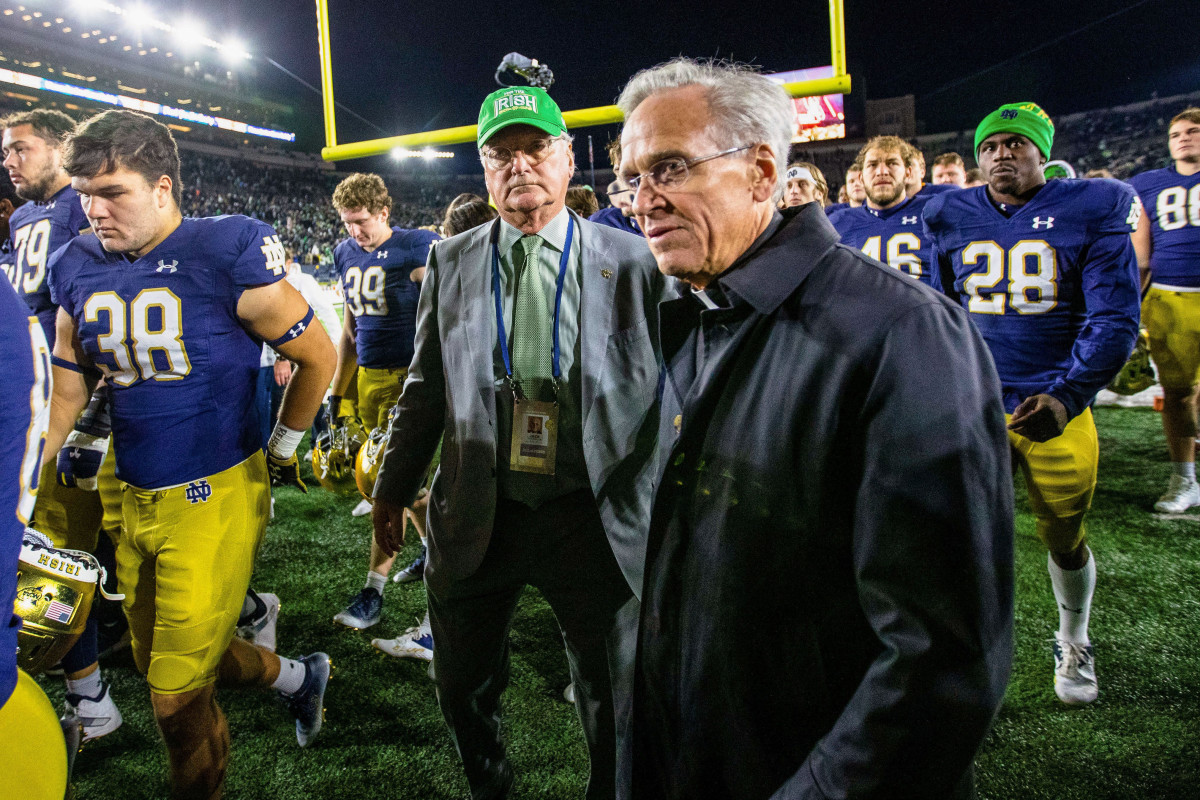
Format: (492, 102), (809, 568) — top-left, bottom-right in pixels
(315, 0), (849, 162)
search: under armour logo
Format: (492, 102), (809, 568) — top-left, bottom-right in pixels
(1032, 217), (1055, 229)
(185, 480), (213, 504)
(288, 321), (307, 338)
(69, 448), (81, 460)
(376, 250), (388, 259)
(1000, 109), (1019, 120)
(156, 259), (178, 273)
(902, 215), (918, 225)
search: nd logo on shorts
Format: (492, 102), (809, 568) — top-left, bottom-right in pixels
(185, 480), (213, 504)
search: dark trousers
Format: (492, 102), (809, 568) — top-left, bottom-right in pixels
(427, 489), (637, 800)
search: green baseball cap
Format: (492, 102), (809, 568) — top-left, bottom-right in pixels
(477, 86), (566, 148)
(974, 101), (1055, 160)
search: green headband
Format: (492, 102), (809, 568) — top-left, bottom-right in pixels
(974, 102), (1055, 160)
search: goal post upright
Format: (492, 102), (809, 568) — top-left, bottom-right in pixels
(315, 0), (850, 162)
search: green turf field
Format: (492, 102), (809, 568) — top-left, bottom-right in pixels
(44, 406), (1199, 799)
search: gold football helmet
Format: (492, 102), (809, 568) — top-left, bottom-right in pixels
(311, 416), (366, 495)
(14, 529), (123, 676)
(1108, 329), (1156, 396)
(355, 408), (396, 501)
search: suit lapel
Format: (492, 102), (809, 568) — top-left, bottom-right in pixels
(577, 216), (617, 439)
(457, 220), (500, 418)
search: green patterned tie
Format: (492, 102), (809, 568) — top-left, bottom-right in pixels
(511, 234), (551, 400)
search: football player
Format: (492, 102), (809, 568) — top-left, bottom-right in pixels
(824, 161), (865, 215)
(831, 136), (935, 285)
(1129, 108), (1200, 513)
(925, 102), (1140, 706)
(1, 108), (125, 740)
(931, 152), (968, 187)
(0, 280), (66, 800)
(781, 161), (828, 208)
(905, 145), (958, 198)
(328, 173), (439, 631)
(44, 110), (336, 799)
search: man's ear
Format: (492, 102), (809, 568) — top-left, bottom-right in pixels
(750, 144), (778, 203)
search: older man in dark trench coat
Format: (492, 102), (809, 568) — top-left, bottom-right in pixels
(616, 58), (1015, 800)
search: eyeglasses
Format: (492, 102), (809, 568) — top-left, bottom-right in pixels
(624, 145), (754, 194)
(479, 136), (563, 170)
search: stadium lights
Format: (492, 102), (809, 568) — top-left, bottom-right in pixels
(390, 147), (454, 160)
(43, 1), (250, 60)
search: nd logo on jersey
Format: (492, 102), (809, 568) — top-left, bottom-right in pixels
(260, 235), (286, 276)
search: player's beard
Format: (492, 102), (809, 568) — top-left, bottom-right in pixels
(14, 160), (61, 203)
(865, 180), (904, 208)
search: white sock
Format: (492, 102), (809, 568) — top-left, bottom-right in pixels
(365, 571), (386, 594)
(418, 535), (427, 547)
(66, 669), (103, 699)
(1048, 550), (1095, 645)
(1171, 461), (1196, 480)
(272, 656), (306, 695)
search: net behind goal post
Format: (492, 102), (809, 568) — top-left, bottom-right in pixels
(314, 0), (850, 162)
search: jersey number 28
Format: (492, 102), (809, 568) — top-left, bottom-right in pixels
(962, 240), (1058, 315)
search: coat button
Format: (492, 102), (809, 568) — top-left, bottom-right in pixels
(673, 414), (682, 432)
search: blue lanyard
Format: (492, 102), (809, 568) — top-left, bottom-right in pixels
(491, 215), (575, 396)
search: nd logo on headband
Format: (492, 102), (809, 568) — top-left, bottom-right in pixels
(494, 91), (538, 116)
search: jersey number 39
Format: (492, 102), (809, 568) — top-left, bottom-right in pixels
(83, 289), (192, 386)
(343, 265), (389, 317)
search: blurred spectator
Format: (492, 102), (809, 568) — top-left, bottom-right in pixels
(442, 199), (498, 237)
(964, 167), (987, 188)
(566, 185), (600, 217)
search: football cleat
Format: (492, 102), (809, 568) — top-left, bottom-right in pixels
(392, 545), (427, 584)
(372, 618), (433, 662)
(563, 683), (576, 704)
(237, 592), (280, 653)
(1154, 475), (1200, 514)
(63, 681), (123, 743)
(1052, 639), (1098, 706)
(351, 498), (373, 517)
(280, 652), (331, 748)
(333, 587), (381, 630)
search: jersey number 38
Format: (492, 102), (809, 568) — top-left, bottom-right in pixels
(83, 289), (192, 386)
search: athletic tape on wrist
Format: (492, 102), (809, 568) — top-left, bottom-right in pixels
(268, 424), (305, 459)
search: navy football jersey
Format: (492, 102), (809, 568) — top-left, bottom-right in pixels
(1, 185), (90, 347)
(1128, 166), (1200, 288)
(924, 179), (1141, 418)
(832, 195), (935, 285)
(0, 280), (51, 705)
(49, 215), (287, 489)
(917, 182), (959, 197)
(334, 226), (439, 370)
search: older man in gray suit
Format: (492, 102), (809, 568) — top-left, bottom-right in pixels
(371, 85), (667, 800)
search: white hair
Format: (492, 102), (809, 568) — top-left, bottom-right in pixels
(617, 58), (794, 201)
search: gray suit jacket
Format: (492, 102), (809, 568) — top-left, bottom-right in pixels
(374, 209), (669, 598)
